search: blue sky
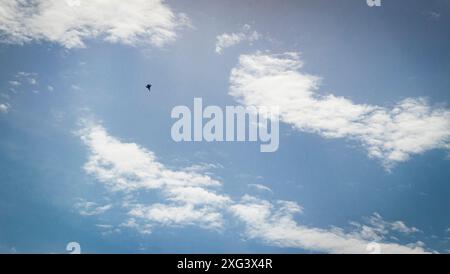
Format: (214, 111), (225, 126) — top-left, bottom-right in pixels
(1, 0), (450, 254)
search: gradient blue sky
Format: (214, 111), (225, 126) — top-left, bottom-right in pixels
(1, 0), (450, 253)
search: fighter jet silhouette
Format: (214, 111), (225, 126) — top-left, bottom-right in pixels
(145, 84), (152, 92)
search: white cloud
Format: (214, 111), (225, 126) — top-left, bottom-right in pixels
(349, 213), (420, 241)
(425, 11), (441, 20)
(0, 0), (189, 48)
(165, 186), (230, 206)
(0, 103), (9, 113)
(129, 203), (224, 230)
(390, 221), (420, 234)
(78, 120), (434, 253)
(29, 78), (37, 85)
(248, 183), (273, 193)
(96, 224), (113, 229)
(78, 120), (230, 230)
(182, 163), (223, 173)
(78, 121), (222, 192)
(215, 24), (261, 54)
(3, 72), (43, 113)
(229, 52), (450, 169)
(120, 218), (152, 234)
(229, 195), (430, 254)
(10, 72), (38, 87)
(74, 199), (112, 216)
(71, 84), (81, 91)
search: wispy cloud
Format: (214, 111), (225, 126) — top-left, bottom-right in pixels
(2, 71), (43, 113)
(424, 11), (441, 20)
(0, 0), (189, 48)
(8, 80), (20, 86)
(215, 24), (261, 54)
(229, 52), (450, 169)
(74, 199), (112, 216)
(11, 72), (38, 87)
(248, 183), (273, 193)
(350, 212), (420, 241)
(70, 84), (82, 91)
(77, 119), (432, 253)
(0, 103), (9, 113)
(230, 196), (429, 254)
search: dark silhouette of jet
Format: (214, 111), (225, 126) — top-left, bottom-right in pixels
(145, 84), (152, 92)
